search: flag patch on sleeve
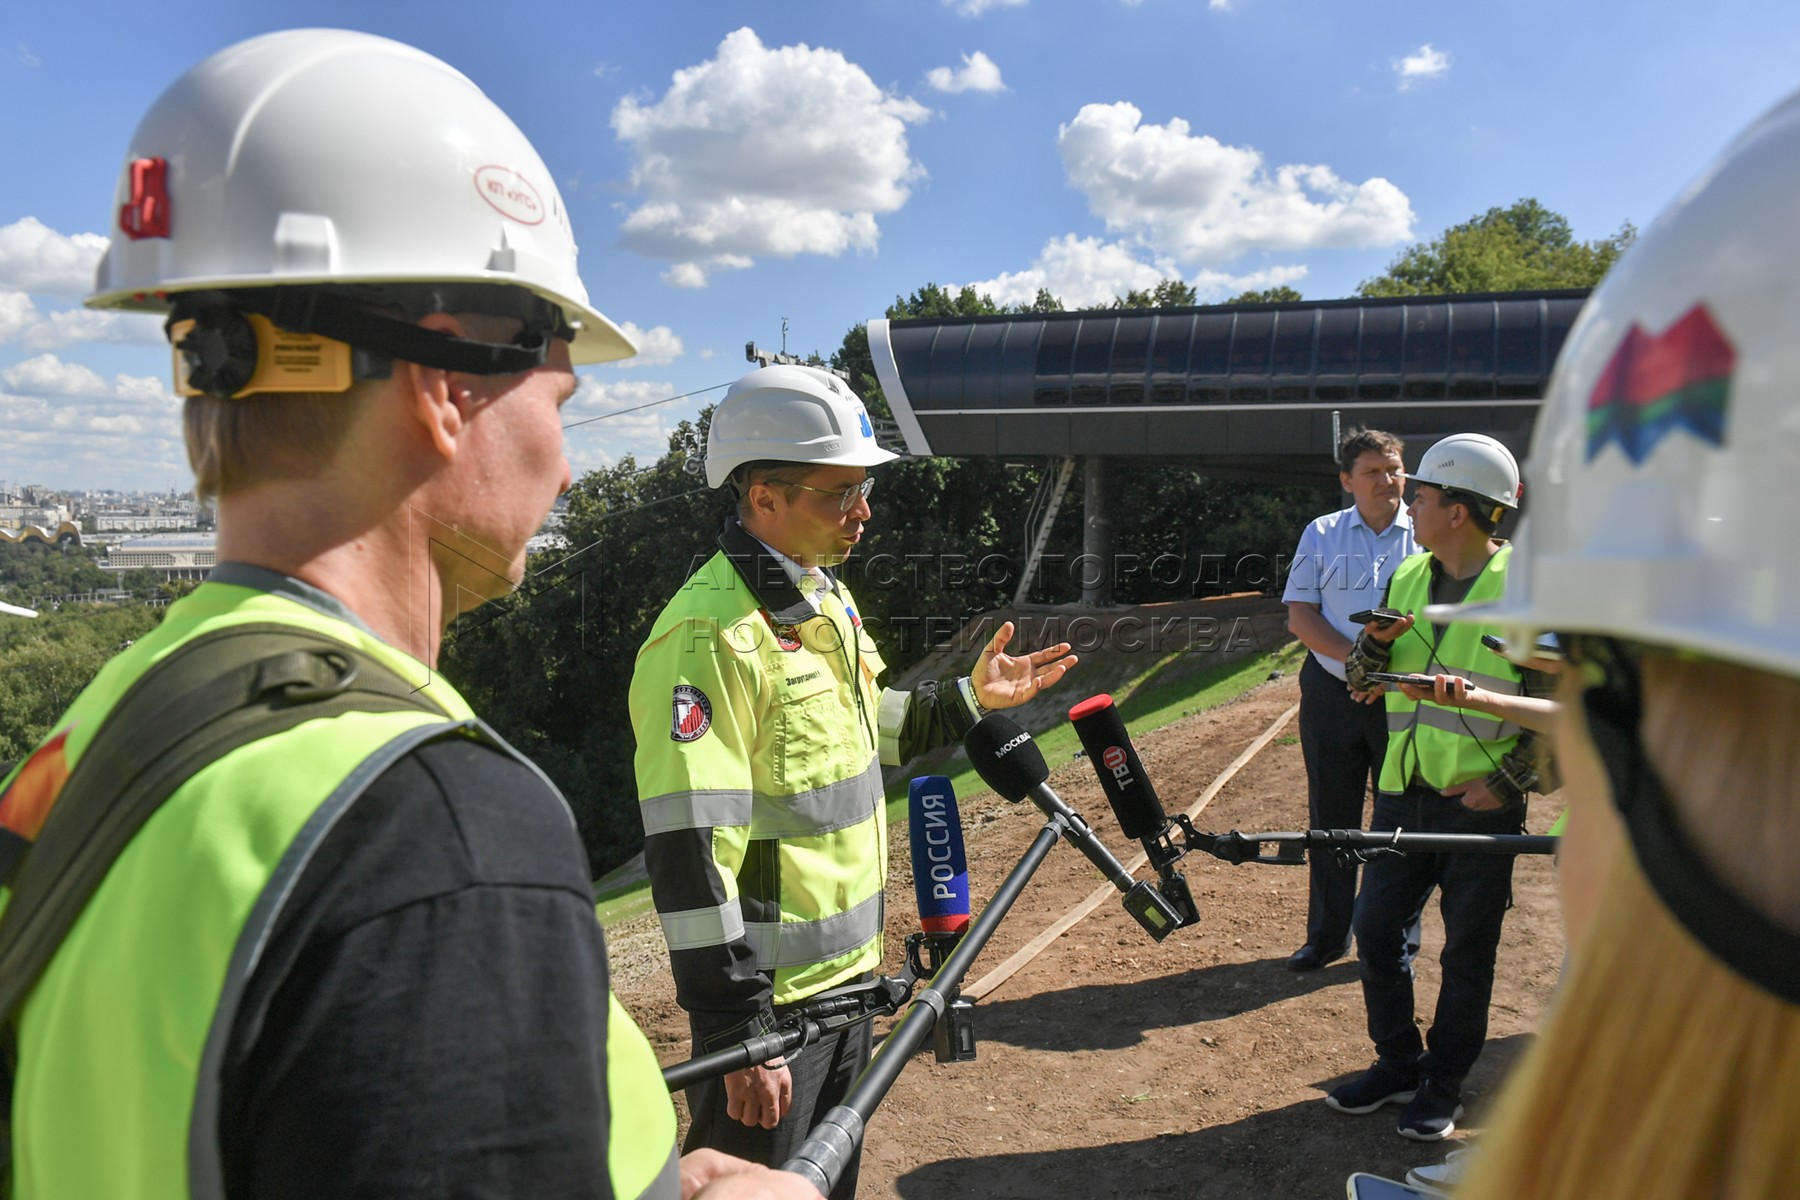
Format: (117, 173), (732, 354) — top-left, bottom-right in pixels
(671, 684), (713, 742)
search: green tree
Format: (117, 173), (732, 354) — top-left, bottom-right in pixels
(1360, 198), (1634, 296)
(0, 603), (164, 761)
(1227, 286), (1304, 305)
(1115, 279), (1199, 309)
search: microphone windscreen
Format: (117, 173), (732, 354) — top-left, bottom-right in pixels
(908, 776), (969, 934)
(963, 712), (1048, 803)
(1069, 693), (1169, 840)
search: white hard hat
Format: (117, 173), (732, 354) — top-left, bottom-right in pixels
(704, 364), (899, 489)
(86, 28), (634, 367)
(1411, 433), (1521, 511)
(1436, 87), (1800, 679)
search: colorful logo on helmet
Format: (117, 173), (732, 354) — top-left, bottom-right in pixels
(858, 411), (874, 439)
(670, 684), (713, 742)
(473, 165), (546, 226)
(1586, 304), (1734, 463)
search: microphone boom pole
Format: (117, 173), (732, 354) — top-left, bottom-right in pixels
(782, 808), (1071, 1193)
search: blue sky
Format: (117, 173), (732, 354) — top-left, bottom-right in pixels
(3, 0), (1798, 492)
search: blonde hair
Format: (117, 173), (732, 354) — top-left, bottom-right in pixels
(183, 388), (366, 503)
(1460, 654), (1800, 1200)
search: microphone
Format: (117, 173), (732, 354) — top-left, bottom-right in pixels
(1067, 693), (1202, 928)
(1068, 693), (1169, 840)
(962, 713), (1189, 941)
(908, 776), (969, 977)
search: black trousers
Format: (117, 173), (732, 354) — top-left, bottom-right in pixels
(1353, 784), (1523, 1086)
(685, 1009), (873, 1200)
(1298, 654), (1390, 951)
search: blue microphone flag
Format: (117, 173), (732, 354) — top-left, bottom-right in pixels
(908, 775), (969, 934)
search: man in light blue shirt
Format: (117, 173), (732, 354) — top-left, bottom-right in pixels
(1281, 429), (1417, 970)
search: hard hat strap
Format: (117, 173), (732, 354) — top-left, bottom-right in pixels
(1578, 636), (1800, 1004)
(248, 288), (552, 377)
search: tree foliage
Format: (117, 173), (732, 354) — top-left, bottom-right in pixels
(0, 603), (164, 762)
(1359, 198), (1634, 297)
(1115, 279), (1200, 309)
(1227, 286), (1304, 305)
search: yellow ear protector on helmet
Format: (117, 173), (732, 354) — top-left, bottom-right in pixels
(168, 308), (354, 399)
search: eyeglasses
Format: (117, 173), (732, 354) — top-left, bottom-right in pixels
(769, 476), (875, 512)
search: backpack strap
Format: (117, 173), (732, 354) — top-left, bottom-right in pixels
(0, 622), (447, 1025)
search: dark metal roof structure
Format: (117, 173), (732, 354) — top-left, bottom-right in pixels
(868, 289), (1589, 476)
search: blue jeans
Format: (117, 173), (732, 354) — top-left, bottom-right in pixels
(1352, 783), (1523, 1087)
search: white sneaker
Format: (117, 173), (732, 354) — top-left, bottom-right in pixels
(1405, 1145), (1476, 1193)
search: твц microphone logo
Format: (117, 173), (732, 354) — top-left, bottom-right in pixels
(1102, 744), (1133, 788)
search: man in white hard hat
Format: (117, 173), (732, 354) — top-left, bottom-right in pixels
(0, 30), (811, 1200)
(630, 364), (1078, 1197)
(1323, 433), (1552, 1143)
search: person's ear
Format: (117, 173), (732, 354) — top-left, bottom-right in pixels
(406, 313), (471, 461)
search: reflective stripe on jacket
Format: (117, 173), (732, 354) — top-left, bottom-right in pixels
(1377, 546), (1523, 794)
(4, 578), (677, 1200)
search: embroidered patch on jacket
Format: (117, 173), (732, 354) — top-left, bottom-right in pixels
(671, 684), (713, 742)
(761, 609), (803, 652)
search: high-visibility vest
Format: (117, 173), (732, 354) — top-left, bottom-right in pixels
(3, 580), (677, 1200)
(1377, 547), (1524, 794)
(631, 548), (888, 1011)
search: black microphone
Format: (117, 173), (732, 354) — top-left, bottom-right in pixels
(1069, 693), (1169, 840)
(963, 713), (1188, 941)
(1068, 693), (1202, 929)
(908, 775), (969, 978)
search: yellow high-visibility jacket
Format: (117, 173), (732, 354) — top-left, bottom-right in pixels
(630, 521), (976, 1049)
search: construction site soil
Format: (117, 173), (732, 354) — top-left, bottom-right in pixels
(609, 599), (1565, 1199)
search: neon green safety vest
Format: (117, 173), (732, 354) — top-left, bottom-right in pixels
(2, 577), (677, 1200)
(1378, 547), (1525, 794)
(631, 547), (888, 1012)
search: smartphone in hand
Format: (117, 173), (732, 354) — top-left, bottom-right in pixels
(1349, 608), (1404, 627)
(1365, 671), (1441, 689)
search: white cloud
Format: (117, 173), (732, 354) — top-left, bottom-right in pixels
(961, 235), (1173, 309)
(699, 347), (717, 361)
(0, 288), (164, 352)
(926, 51), (1006, 94)
(1210, 0), (1231, 10)
(17, 44), (40, 68)
(562, 376), (685, 473)
(611, 322), (684, 367)
(612, 27), (930, 285)
(2, 354), (109, 397)
(959, 234), (1310, 309)
(662, 263), (709, 289)
(944, 0), (1027, 14)
(0, 217), (109, 298)
(1395, 44), (1451, 89)
(0, 354), (187, 486)
(1058, 101), (1414, 263)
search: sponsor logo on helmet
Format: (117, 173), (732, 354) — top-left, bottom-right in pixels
(858, 411), (874, 439)
(1586, 304), (1734, 464)
(473, 165), (546, 226)
(670, 684), (713, 742)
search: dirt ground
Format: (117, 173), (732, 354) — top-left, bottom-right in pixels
(611, 667), (1565, 1200)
